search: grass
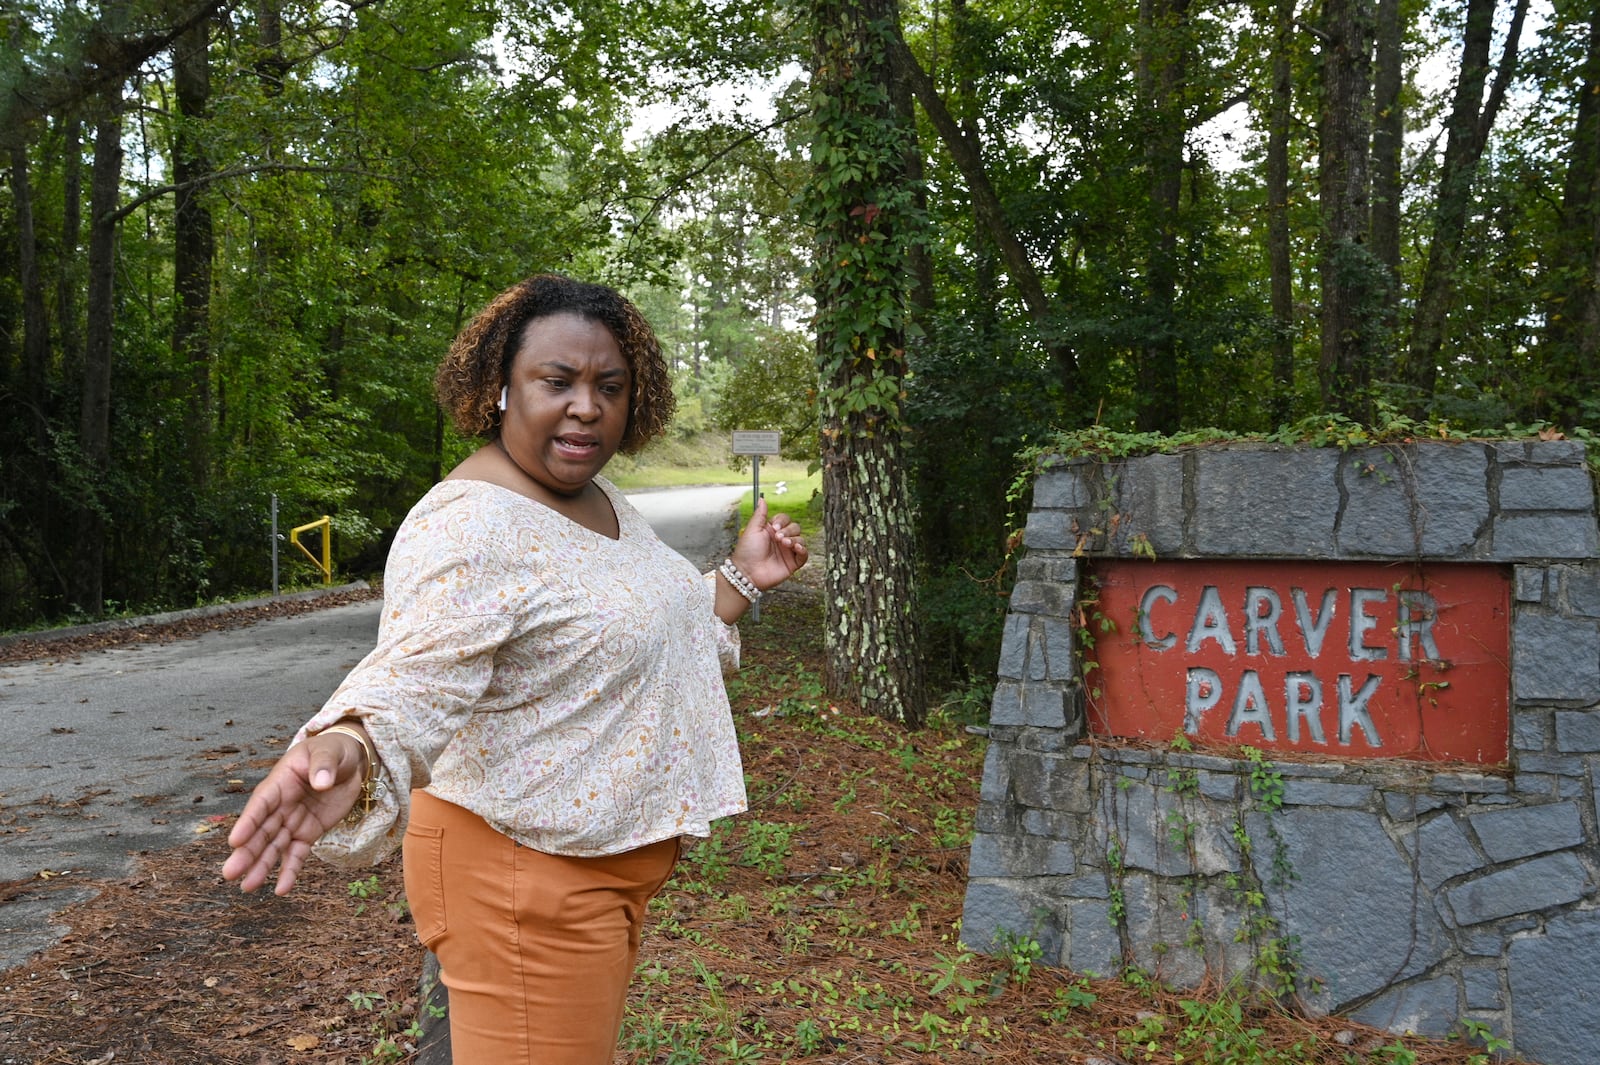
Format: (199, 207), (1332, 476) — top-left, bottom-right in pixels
(604, 431), (813, 491)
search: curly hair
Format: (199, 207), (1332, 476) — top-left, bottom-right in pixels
(435, 274), (676, 456)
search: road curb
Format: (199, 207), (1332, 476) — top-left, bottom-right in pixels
(0, 581), (373, 650)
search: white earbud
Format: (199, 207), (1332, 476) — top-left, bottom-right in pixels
(498, 386), (508, 412)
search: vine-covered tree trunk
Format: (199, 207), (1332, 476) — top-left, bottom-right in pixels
(1538, 3), (1600, 428)
(1403, 0), (1526, 408)
(1316, 0), (1378, 419)
(809, 0), (927, 728)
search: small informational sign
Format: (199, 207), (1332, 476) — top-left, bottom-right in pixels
(1087, 560), (1511, 764)
(731, 430), (782, 456)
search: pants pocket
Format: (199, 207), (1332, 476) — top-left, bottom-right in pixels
(403, 822), (448, 947)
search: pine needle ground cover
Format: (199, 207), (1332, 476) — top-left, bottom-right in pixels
(0, 579), (1520, 1064)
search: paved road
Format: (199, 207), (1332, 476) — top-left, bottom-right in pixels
(0, 483), (746, 969)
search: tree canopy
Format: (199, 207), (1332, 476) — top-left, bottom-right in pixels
(2, 0), (1596, 704)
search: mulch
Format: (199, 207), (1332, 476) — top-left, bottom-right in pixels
(0, 577), (1520, 1065)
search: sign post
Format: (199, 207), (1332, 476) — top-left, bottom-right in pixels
(730, 431), (782, 623)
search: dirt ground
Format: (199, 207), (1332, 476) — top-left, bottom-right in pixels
(0, 580), (1518, 1065)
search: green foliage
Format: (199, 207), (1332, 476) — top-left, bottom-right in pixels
(707, 330), (819, 463)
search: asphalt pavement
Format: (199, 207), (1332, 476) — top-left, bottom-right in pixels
(0, 483), (746, 972)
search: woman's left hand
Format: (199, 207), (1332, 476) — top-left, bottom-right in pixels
(730, 496), (808, 591)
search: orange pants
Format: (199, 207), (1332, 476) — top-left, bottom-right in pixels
(403, 790), (679, 1064)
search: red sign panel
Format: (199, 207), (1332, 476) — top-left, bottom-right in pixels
(1087, 561), (1510, 764)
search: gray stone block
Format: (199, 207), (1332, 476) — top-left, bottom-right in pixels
(1114, 785), (1238, 877)
(1462, 967), (1503, 1011)
(1111, 453), (1186, 557)
(1193, 449), (1341, 556)
(1280, 780), (1373, 807)
(1508, 908), (1600, 1065)
(979, 744), (1012, 803)
(1027, 624), (1048, 681)
(1032, 468), (1093, 510)
(1010, 579), (1075, 617)
(1021, 807), (1082, 840)
(1430, 773), (1511, 795)
(1382, 791), (1446, 821)
(1339, 445), (1489, 557)
(1110, 875), (1189, 984)
(1410, 813), (1485, 890)
(990, 681), (1024, 727)
(1514, 752), (1588, 777)
(969, 832), (1078, 877)
(1554, 710), (1600, 753)
(1443, 852), (1590, 925)
(1513, 614), (1600, 702)
(1064, 897), (1122, 976)
(1492, 513), (1600, 560)
(1557, 775), (1589, 799)
(1020, 724), (1075, 752)
(960, 880), (1060, 960)
(1513, 774), (1558, 798)
(1010, 751), (1092, 812)
(1042, 617), (1076, 682)
(997, 614), (1027, 679)
(1459, 925), (1511, 956)
(1500, 466), (1596, 512)
(1469, 801), (1585, 862)
(1017, 554), (1079, 583)
(1514, 566), (1547, 603)
(1252, 807), (1446, 1012)
(1197, 769), (1242, 801)
(1022, 683), (1067, 728)
(1492, 440), (1588, 467)
(974, 801), (1011, 835)
(1563, 568), (1600, 617)
(1346, 976), (1461, 1041)
(1512, 711), (1550, 751)
(1024, 510), (1077, 551)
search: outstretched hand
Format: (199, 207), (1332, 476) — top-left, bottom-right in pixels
(730, 495), (808, 592)
(221, 727), (369, 895)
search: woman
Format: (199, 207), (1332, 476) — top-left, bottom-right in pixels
(222, 274), (807, 1062)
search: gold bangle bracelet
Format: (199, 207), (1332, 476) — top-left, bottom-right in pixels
(318, 723), (384, 824)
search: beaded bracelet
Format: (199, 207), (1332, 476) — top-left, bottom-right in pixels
(319, 723), (385, 825)
(719, 558), (763, 603)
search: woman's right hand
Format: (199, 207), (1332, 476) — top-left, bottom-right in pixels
(221, 725), (370, 895)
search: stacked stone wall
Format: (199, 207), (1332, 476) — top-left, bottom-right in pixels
(963, 441), (1600, 1064)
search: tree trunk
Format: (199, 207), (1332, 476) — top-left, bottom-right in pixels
(1403, 0), (1526, 408)
(1538, 4), (1600, 427)
(8, 143), (51, 447)
(1134, 0), (1189, 434)
(76, 107), (124, 615)
(1266, 0), (1296, 425)
(1369, 0), (1402, 314)
(1316, 0), (1378, 420)
(811, 0), (927, 728)
(174, 15), (215, 487)
(58, 112), (84, 381)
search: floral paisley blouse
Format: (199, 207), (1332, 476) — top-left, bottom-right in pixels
(299, 477), (747, 866)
